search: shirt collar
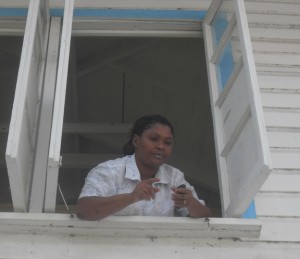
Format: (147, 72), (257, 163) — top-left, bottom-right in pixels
(125, 154), (170, 185)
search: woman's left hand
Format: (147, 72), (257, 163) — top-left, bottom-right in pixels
(171, 186), (193, 208)
(171, 186), (213, 218)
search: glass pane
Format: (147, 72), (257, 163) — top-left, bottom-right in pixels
(216, 24), (242, 91)
(211, 0), (234, 49)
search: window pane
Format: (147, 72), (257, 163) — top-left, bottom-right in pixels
(216, 25), (242, 91)
(211, 0), (234, 50)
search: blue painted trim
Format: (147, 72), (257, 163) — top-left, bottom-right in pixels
(0, 8), (205, 20)
(242, 201), (257, 219)
(0, 8), (27, 16)
(53, 9), (206, 20)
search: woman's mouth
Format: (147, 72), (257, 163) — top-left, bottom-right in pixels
(153, 154), (163, 159)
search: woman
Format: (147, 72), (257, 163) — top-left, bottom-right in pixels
(76, 114), (212, 220)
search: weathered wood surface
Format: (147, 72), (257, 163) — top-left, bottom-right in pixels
(0, 214), (299, 258)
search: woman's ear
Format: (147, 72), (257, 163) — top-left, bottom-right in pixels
(132, 135), (139, 148)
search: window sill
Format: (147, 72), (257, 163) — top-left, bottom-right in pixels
(0, 212), (261, 239)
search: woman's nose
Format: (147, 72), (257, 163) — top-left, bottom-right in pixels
(156, 141), (164, 149)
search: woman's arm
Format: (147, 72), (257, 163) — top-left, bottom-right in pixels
(76, 194), (134, 221)
(186, 197), (213, 218)
(76, 178), (160, 220)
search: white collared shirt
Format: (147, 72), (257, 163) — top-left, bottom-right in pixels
(79, 155), (204, 217)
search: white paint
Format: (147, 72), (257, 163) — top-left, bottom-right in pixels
(203, 0), (272, 217)
(45, 0), (74, 212)
(0, 0), (212, 9)
(260, 170), (300, 193)
(5, 0), (49, 212)
(29, 17), (61, 213)
(0, 213), (261, 238)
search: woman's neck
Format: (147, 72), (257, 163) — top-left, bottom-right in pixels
(136, 161), (158, 181)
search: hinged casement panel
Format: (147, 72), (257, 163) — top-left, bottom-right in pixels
(203, 0), (272, 217)
(45, 0), (74, 212)
(29, 17), (62, 213)
(5, 0), (50, 212)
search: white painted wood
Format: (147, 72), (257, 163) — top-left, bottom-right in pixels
(254, 53), (300, 67)
(256, 217), (300, 242)
(249, 0), (300, 3)
(202, 0), (221, 25)
(264, 110), (300, 128)
(51, 0), (212, 10)
(256, 65), (300, 76)
(245, 2), (300, 16)
(203, 0), (272, 217)
(261, 90), (300, 109)
(252, 41), (300, 54)
(0, 0), (212, 9)
(255, 193), (300, 217)
(260, 76), (299, 90)
(203, 0), (236, 214)
(235, 0), (272, 173)
(260, 170), (300, 193)
(249, 27), (300, 42)
(0, 213), (261, 238)
(72, 19), (203, 37)
(29, 17), (61, 213)
(45, 0), (74, 212)
(73, 29), (202, 38)
(247, 13), (300, 28)
(267, 130), (300, 149)
(1, 232), (300, 259)
(5, 0), (50, 212)
(270, 148), (300, 169)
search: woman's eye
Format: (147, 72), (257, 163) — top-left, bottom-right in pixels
(149, 137), (159, 142)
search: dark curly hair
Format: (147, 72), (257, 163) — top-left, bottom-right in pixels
(122, 114), (175, 155)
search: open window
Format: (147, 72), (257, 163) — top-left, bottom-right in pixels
(5, 0), (272, 219)
(43, 0), (272, 217)
(45, 2), (221, 215)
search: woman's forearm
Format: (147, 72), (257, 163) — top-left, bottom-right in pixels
(76, 194), (135, 221)
(187, 198), (213, 218)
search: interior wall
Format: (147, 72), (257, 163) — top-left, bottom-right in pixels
(0, 36), (23, 211)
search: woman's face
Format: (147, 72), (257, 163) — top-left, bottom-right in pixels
(133, 123), (174, 170)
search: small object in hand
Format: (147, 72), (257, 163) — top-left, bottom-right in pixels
(176, 184), (186, 189)
(174, 184), (186, 216)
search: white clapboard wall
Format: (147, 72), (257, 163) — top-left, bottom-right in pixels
(0, 0), (300, 258)
(247, 0), (300, 246)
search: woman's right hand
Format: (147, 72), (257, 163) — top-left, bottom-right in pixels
(131, 178), (160, 202)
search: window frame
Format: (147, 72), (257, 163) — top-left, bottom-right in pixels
(4, 0), (273, 238)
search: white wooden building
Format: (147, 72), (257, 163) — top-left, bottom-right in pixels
(0, 0), (299, 258)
